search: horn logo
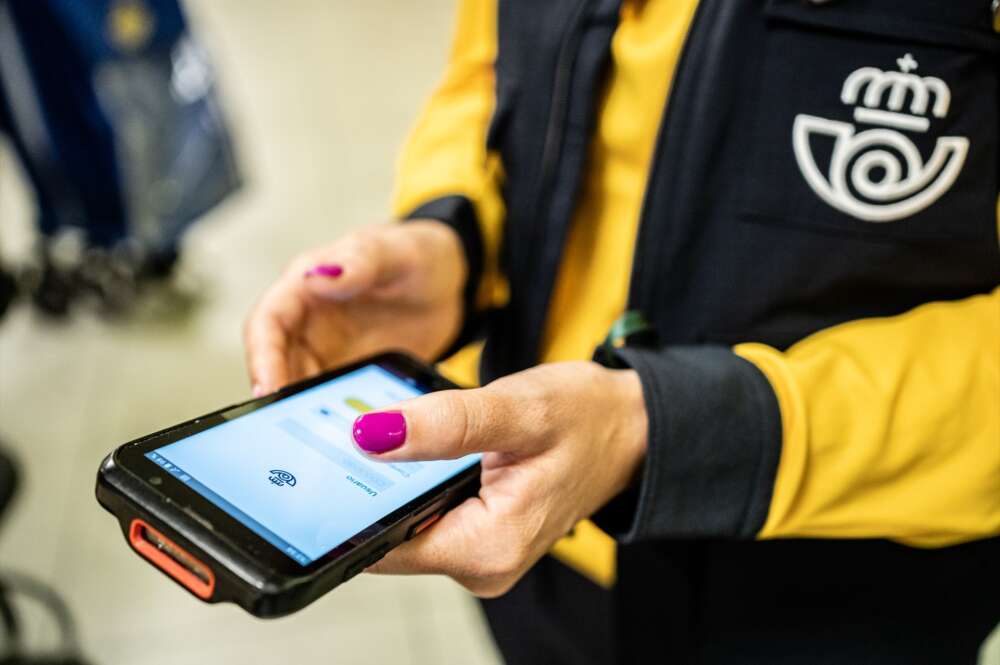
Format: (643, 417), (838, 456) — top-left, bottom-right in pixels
(792, 54), (968, 223)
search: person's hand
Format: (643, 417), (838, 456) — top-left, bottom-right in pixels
(244, 220), (466, 395)
(352, 361), (648, 597)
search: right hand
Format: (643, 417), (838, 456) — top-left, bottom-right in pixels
(243, 220), (467, 395)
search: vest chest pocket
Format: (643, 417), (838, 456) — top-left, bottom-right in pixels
(739, 0), (1000, 245)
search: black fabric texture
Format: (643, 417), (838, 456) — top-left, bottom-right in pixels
(622, 0), (1000, 352)
(594, 346), (782, 541)
(492, 539), (1000, 664)
(404, 195), (486, 360)
(480, 555), (616, 665)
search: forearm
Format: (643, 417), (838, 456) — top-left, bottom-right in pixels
(596, 287), (1000, 548)
(741, 288), (1000, 547)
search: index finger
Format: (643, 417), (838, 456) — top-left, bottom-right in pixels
(243, 278), (307, 394)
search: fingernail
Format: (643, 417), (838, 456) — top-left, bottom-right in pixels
(353, 411), (406, 454)
(304, 264), (344, 278)
(252, 384), (265, 398)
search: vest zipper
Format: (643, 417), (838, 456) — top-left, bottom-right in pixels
(533, 0), (594, 226)
(625, 0), (709, 327)
(514, 0), (593, 342)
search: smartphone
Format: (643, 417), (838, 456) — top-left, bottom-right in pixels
(95, 352), (481, 618)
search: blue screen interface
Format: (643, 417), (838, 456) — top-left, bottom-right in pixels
(147, 365), (480, 566)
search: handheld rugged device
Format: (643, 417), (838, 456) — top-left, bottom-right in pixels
(96, 353), (480, 618)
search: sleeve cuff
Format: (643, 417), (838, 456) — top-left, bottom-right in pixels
(403, 195), (486, 358)
(592, 345), (783, 542)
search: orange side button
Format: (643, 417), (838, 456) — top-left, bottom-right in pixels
(129, 519), (216, 600)
(406, 512), (442, 540)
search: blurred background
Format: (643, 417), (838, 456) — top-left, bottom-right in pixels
(0, 1), (501, 663)
(0, 2), (997, 665)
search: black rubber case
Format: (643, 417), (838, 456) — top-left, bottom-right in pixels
(95, 352), (480, 618)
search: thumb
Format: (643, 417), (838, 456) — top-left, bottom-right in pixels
(300, 231), (410, 302)
(351, 387), (534, 462)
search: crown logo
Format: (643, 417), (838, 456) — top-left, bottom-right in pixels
(791, 54), (968, 223)
(840, 53), (950, 133)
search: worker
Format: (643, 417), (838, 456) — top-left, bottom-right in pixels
(245, 1), (1000, 662)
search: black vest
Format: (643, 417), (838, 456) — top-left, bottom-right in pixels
(481, 0), (1000, 661)
(483, 0), (1000, 372)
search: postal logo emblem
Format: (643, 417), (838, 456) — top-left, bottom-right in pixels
(792, 54), (968, 223)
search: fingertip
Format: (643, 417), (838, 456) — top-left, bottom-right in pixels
(303, 263), (344, 279)
(352, 411), (407, 454)
(251, 358), (287, 398)
(302, 262), (372, 302)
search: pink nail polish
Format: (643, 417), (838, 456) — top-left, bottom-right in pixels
(252, 384), (265, 398)
(304, 264), (344, 278)
(353, 411), (406, 454)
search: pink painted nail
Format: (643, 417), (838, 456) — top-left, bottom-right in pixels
(353, 411), (406, 454)
(252, 384), (265, 398)
(304, 264), (344, 278)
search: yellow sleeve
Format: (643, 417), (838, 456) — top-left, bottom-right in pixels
(391, 0), (506, 310)
(736, 287), (1000, 548)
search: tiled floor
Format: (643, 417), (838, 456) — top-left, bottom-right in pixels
(1, 2), (998, 664)
(0, 2), (501, 663)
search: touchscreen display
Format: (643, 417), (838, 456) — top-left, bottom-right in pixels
(147, 365), (479, 566)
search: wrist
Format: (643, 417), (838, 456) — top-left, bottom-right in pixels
(604, 367), (648, 494)
(410, 217), (466, 265)
(399, 219), (468, 293)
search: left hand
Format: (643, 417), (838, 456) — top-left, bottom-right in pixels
(352, 361), (648, 597)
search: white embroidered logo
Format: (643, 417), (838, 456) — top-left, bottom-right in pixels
(792, 54), (968, 223)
